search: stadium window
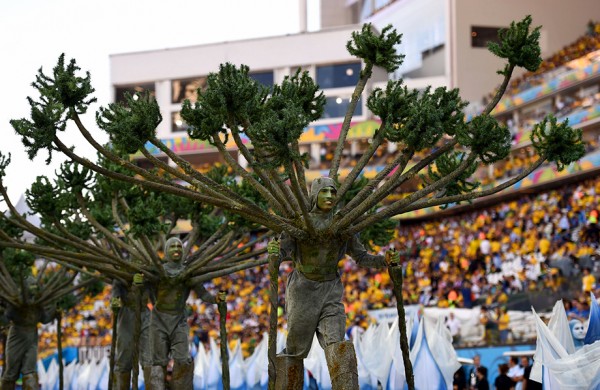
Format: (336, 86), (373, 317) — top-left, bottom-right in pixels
(471, 26), (504, 48)
(114, 83), (155, 104)
(249, 71), (274, 88)
(316, 62), (361, 89)
(172, 76), (207, 104)
(171, 112), (189, 133)
(322, 95), (363, 119)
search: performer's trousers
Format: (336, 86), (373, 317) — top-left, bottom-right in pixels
(150, 309), (191, 366)
(115, 307), (152, 372)
(279, 271), (345, 359)
(2, 325), (37, 382)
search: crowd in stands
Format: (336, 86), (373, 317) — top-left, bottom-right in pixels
(23, 173), (599, 360)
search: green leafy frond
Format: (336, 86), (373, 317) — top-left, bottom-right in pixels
(10, 97), (66, 164)
(0, 152), (10, 179)
(182, 63), (267, 143)
(458, 115), (511, 164)
(0, 214), (25, 240)
(33, 54), (96, 114)
(346, 24), (404, 72)
(421, 152), (479, 208)
(126, 190), (167, 238)
(1, 248), (35, 279)
(488, 15), (542, 75)
(530, 115), (585, 171)
(25, 176), (62, 220)
(380, 85), (467, 150)
(56, 161), (93, 194)
(247, 69), (325, 169)
(96, 92), (161, 154)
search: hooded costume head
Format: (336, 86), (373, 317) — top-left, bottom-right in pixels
(309, 177), (337, 212)
(164, 237), (184, 263)
(569, 319), (586, 347)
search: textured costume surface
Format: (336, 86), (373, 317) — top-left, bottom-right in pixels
(148, 237), (215, 390)
(276, 177), (387, 390)
(112, 279), (155, 389)
(1, 303), (55, 390)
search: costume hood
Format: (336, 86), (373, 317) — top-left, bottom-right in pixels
(309, 176), (337, 212)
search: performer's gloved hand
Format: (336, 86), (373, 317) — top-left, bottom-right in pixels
(133, 273), (144, 286)
(267, 239), (280, 255)
(385, 247), (400, 266)
(110, 297), (122, 309)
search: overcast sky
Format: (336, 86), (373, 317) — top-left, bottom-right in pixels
(0, 0), (317, 202)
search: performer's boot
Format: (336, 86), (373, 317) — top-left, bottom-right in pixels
(275, 356), (304, 390)
(171, 360), (194, 390)
(0, 379), (16, 390)
(21, 372), (38, 390)
(324, 341), (359, 390)
(143, 366), (153, 389)
(148, 365), (166, 390)
(114, 370), (132, 390)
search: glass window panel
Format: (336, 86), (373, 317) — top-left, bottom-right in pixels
(171, 112), (189, 133)
(322, 95), (363, 119)
(172, 76), (207, 104)
(249, 71), (274, 88)
(471, 26), (504, 48)
(114, 83), (155, 103)
(316, 62), (361, 89)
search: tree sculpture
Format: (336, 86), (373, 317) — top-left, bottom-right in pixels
(6, 15), (585, 390)
(0, 238), (100, 390)
(0, 158), (269, 390)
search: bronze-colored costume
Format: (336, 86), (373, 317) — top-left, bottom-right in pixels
(148, 237), (215, 390)
(112, 279), (155, 389)
(275, 177), (387, 390)
(0, 303), (55, 390)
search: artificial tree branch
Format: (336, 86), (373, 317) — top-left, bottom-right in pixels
(76, 193), (143, 262)
(139, 148), (231, 205)
(483, 63), (516, 116)
(339, 145), (415, 215)
(148, 136), (272, 214)
(402, 157), (546, 214)
(284, 161), (315, 236)
(291, 141), (309, 198)
(184, 231), (237, 278)
(35, 260), (50, 284)
(200, 248), (268, 272)
(211, 132), (287, 216)
(329, 62), (374, 178)
(111, 196), (155, 269)
(190, 257), (269, 284)
(53, 138), (305, 236)
(336, 123), (386, 201)
(231, 129), (296, 218)
(335, 139), (456, 231)
(347, 153), (477, 234)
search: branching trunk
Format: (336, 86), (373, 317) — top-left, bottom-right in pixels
(329, 62), (374, 178)
(218, 296), (230, 390)
(347, 153), (477, 234)
(57, 310), (64, 390)
(388, 264), (414, 390)
(267, 252), (280, 390)
(402, 157), (546, 213)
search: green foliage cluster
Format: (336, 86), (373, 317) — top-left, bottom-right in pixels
(422, 152), (479, 204)
(96, 92), (162, 154)
(373, 84), (468, 150)
(488, 15), (542, 75)
(11, 54), (96, 164)
(2, 248), (35, 279)
(346, 24), (404, 73)
(530, 116), (586, 171)
(26, 176), (63, 220)
(458, 115), (511, 164)
(182, 64), (265, 143)
(247, 70), (324, 168)
(125, 189), (167, 238)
